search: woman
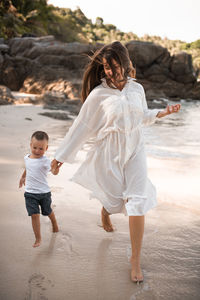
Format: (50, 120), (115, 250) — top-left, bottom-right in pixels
(51, 41), (181, 283)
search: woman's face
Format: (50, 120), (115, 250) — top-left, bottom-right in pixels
(103, 58), (124, 83)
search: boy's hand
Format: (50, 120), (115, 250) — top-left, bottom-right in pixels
(19, 177), (25, 188)
(51, 159), (63, 175)
(19, 170), (26, 188)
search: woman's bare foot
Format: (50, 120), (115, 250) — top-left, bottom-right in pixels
(130, 257), (143, 283)
(101, 207), (114, 232)
(33, 239), (41, 248)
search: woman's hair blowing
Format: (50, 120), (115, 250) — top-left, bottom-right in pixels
(81, 41), (136, 102)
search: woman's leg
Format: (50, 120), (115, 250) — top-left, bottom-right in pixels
(31, 214), (41, 247)
(129, 215), (145, 282)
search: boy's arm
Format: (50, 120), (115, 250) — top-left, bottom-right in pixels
(19, 169), (26, 188)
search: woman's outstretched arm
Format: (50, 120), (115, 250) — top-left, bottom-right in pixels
(156, 104), (181, 118)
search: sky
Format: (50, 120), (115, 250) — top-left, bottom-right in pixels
(48, 0), (199, 43)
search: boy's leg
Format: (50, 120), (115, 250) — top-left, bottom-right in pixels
(31, 214), (41, 247)
(48, 211), (59, 232)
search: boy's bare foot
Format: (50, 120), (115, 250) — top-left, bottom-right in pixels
(101, 207), (114, 232)
(33, 239), (41, 248)
(130, 257), (143, 283)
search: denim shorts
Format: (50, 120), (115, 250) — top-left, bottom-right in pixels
(24, 192), (52, 216)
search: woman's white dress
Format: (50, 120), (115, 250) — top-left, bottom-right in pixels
(55, 78), (160, 216)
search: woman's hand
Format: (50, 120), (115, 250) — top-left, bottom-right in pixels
(51, 159), (63, 175)
(157, 104), (181, 118)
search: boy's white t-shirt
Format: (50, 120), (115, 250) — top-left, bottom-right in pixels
(24, 154), (51, 193)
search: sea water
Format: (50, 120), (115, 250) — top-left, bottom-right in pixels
(144, 99), (200, 213)
(145, 99), (200, 160)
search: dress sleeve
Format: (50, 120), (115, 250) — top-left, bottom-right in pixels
(55, 89), (103, 163)
(141, 86), (160, 126)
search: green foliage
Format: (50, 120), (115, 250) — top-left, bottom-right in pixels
(0, 1), (199, 75)
(181, 39), (200, 50)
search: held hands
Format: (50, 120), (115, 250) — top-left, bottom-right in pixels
(157, 104), (181, 118)
(51, 159), (63, 175)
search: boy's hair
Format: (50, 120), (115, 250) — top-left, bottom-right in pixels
(31, 131), (49, 141)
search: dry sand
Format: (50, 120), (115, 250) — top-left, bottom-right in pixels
(0, 104), (199, 300)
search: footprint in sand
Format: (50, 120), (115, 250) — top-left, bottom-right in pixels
(129, 282), (157, 300)
(25, 273), (54, 300)
(57, 232), (74, 254)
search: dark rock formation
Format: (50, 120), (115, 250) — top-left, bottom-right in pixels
(0, 36), (199, 101)
(39, 111), (72, 120)
(126, 41), (198, 100)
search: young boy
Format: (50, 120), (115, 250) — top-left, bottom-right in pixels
(19, 131), (60, 248)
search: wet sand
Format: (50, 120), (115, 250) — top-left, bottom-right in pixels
(0, 104), (199, 300)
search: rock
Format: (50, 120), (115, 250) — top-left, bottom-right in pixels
(126, 41), (168, 67)
(170, 52), (196, 83)
(0, 37), (199, 102)
(0, 44), (9, 53)
(2, 66), (19, 91)
(185, 81), (200, 99)
(39, 112), (72, 120)
(0, 54), (4, 65)
(161, 79), (186, 98)
(147, 99), (168, 109)
(143, 64), (169, 83)
(38, 91), (67, 104)
(0, 85), (14, 105)
(36, 54), (89, 70)
(43, 99), (82, 115)
(145, 88), (167, 100)
(0, 54), (33, 90)
(8, 38), (35, 56)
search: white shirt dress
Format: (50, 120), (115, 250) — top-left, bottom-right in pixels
(55, 78), (160, 216)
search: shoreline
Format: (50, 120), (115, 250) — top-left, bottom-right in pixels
(0, 104), (199, 300)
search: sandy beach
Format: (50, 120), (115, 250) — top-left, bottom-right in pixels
(0, 104), (199, 300)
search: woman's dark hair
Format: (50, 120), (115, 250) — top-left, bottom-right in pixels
(31, 131), (49, 141)
(81, 41), (136, 102)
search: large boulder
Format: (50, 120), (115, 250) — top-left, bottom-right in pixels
(170, 52), (196, 83)
(0, 54), (33, 90)
(143, 64), (169, 83)
(126, 41), (168, 67)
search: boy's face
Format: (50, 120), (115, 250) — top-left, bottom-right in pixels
(30, 137), (48, 158)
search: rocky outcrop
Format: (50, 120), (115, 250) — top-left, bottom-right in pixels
(0, 36), (199, 101)
(126, 41), (198, 99)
